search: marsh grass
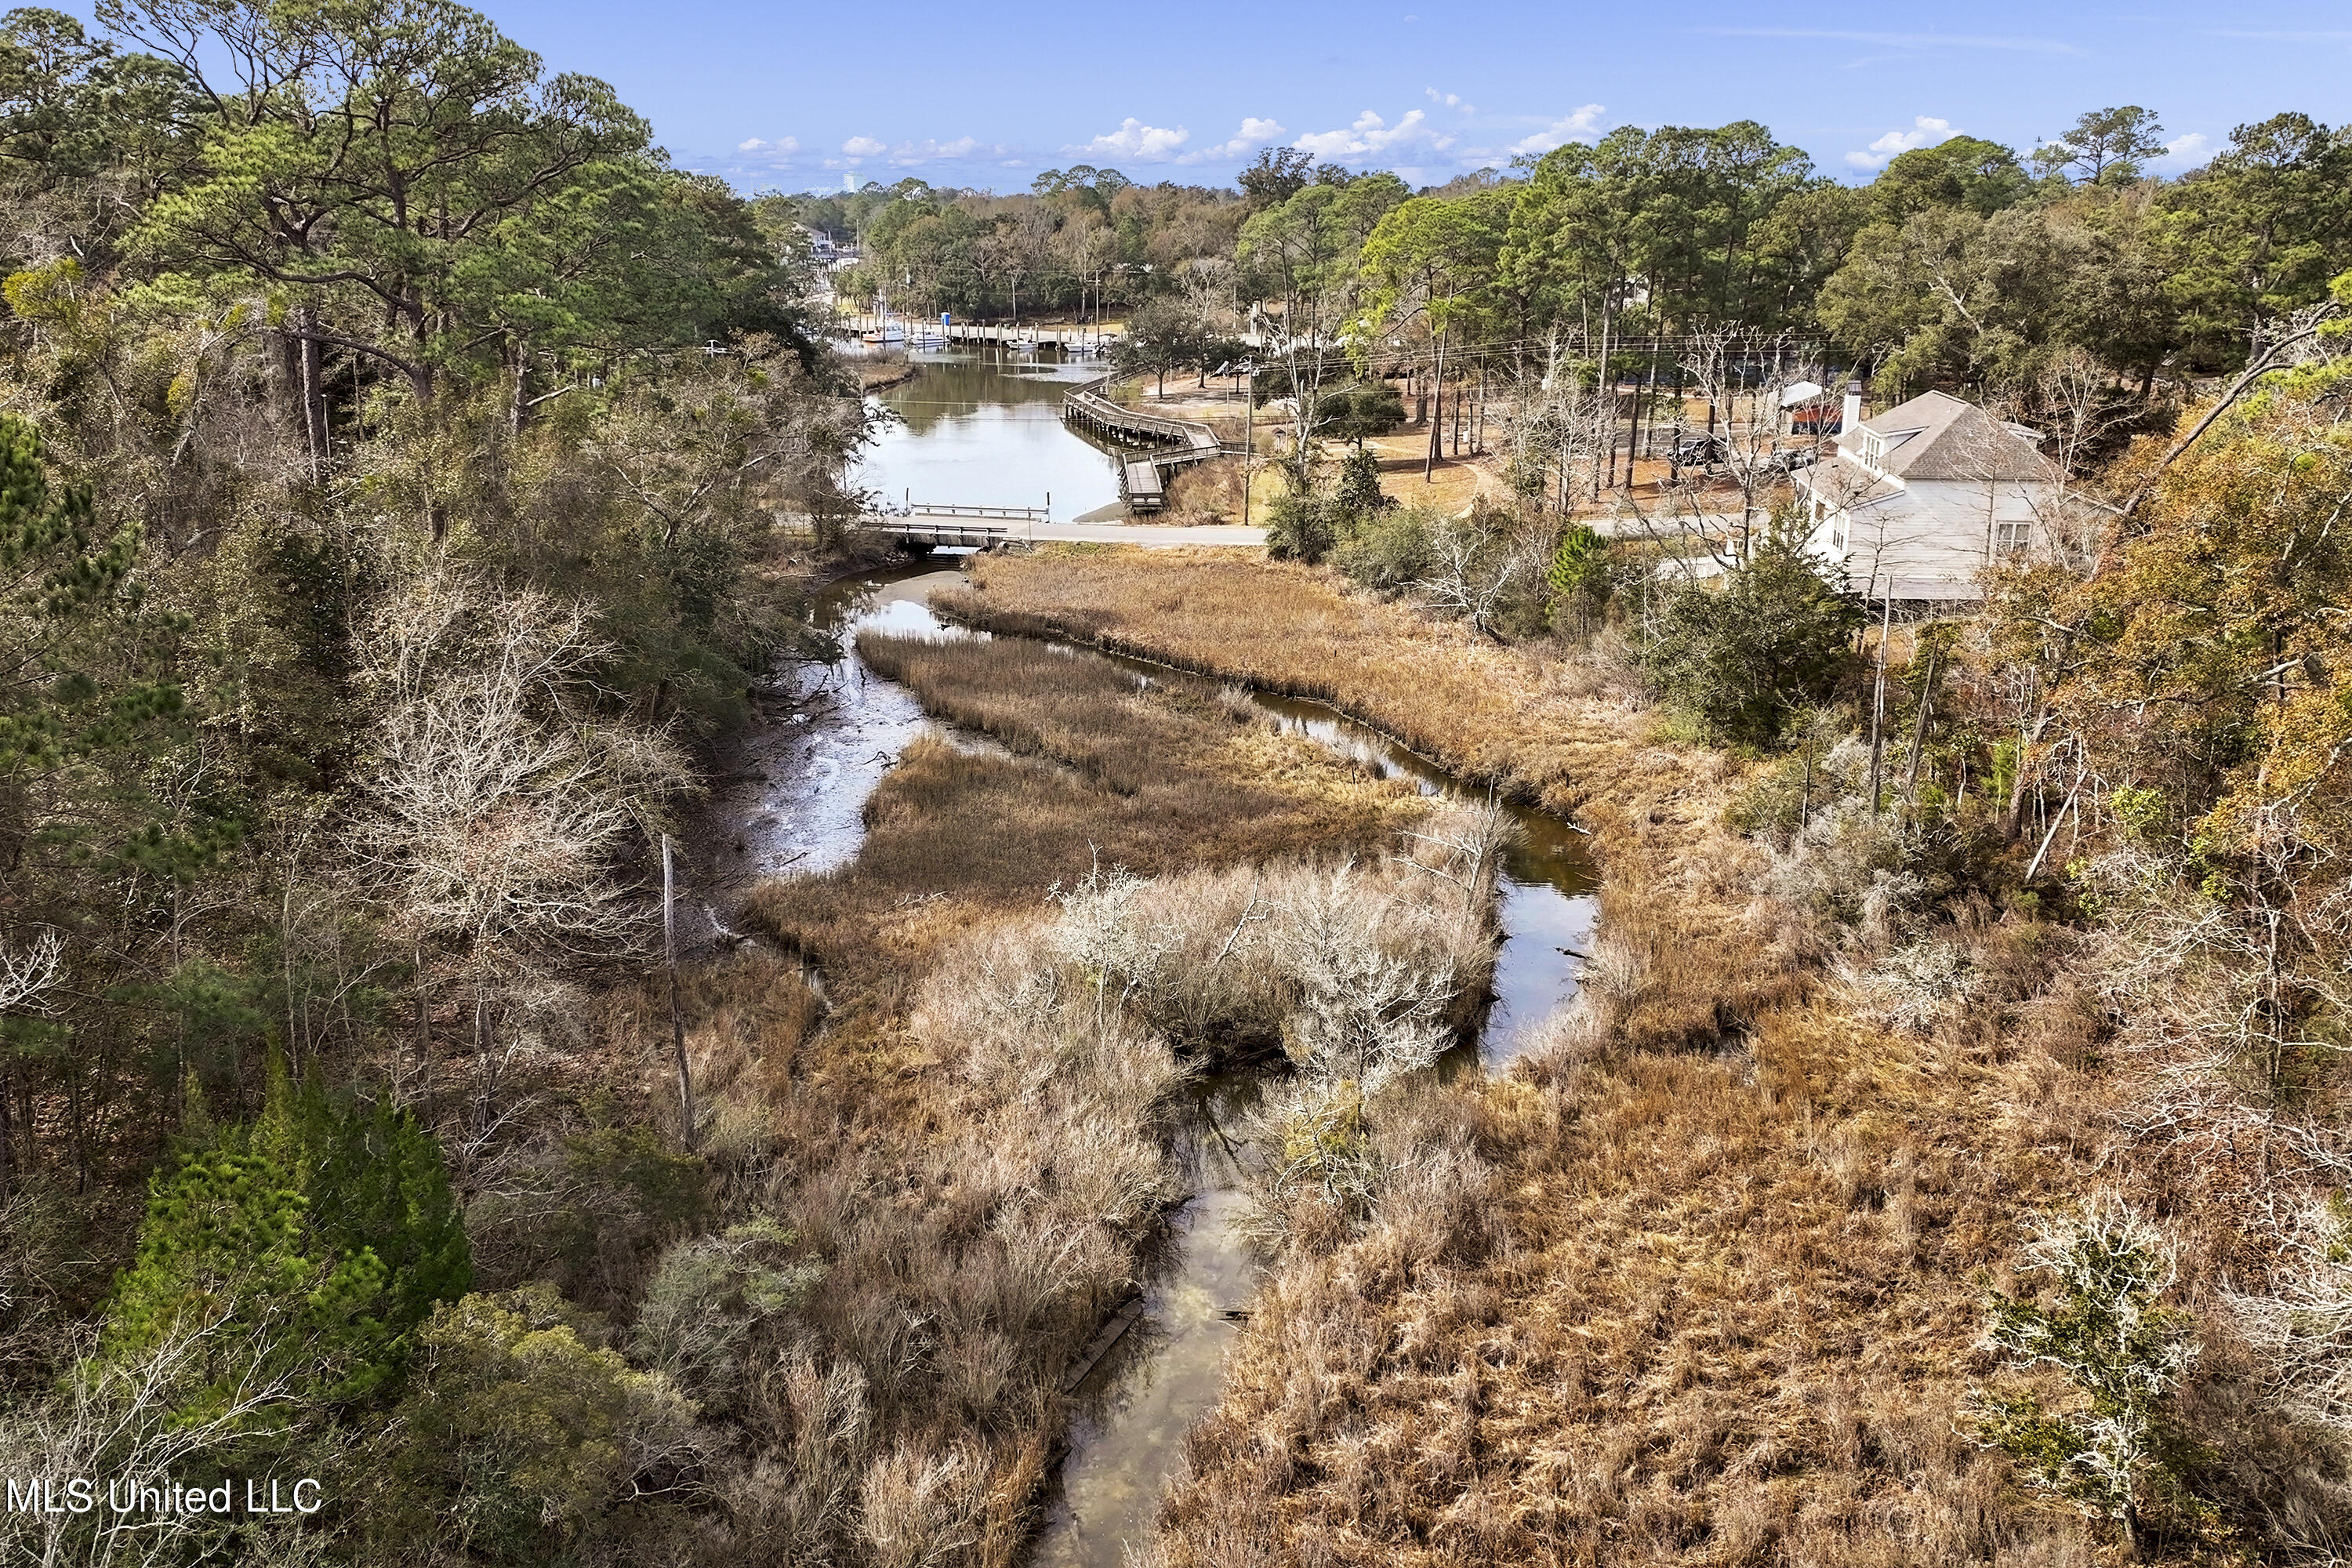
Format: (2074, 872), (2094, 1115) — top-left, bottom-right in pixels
(547, 624), (1489, 1565)
(940, 549), (2190, 1565)
(755, 633), (1422, 1007)
(936, 547), (1650, 822)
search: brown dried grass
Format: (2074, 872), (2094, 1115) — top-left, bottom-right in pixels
(652, 626), (1454, 1563)
(955, 548), (2158, 1566)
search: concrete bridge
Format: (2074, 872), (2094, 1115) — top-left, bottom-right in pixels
(840, 312), (1269, 354)
(863, 501), (1047, 551)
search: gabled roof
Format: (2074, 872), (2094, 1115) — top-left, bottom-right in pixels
(1796, 452), (1907, 510)
(1839, 389), (2053, 482)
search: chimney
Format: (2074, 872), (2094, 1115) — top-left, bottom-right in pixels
(1842, 380), (1864, 437)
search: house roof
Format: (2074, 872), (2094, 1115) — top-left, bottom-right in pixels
(1796, 452), (1907, 510)
(1838, 389), (2053, 482)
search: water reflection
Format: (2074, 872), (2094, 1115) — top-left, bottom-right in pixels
(1035, 1074), (1259, 1568)
(713, 491), (1597, 1566)
(852, 344), (1125, 520)
(699, 567), (971, 895)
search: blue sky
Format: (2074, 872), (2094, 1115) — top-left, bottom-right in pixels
(101, 0), (2352, 191)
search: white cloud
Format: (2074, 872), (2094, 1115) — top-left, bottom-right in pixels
(894, 135), (981, 163)
(1181, 117), (1287, 163)
(1293, 108), (1450, 160)
(1508, 104), (1606, 157)
(2159, 132), (2210, 166)
(1844, 115), (1955, 169)
(842, 135), (886, 158)
(1064, 115), (1282, 166)
(735, 136), (800, 155)
(1071, 118), (1193, 161)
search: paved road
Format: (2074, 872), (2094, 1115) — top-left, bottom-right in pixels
(1022, 521), (1265, 548)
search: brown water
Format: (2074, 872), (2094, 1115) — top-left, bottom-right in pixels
(728, 353), (1597, 1565)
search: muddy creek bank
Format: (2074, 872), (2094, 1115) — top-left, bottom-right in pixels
(710, 355), (1595, 1567)
(709, 561), (1595, 1566)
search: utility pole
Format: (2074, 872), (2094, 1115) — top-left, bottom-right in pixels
(662, 833), (696, 1152)
(1867, 593), (1892, 819)
(1241, 360), (1254, 526)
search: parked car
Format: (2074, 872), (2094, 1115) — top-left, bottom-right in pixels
(1788, 405), (1842, 436)
(1757, 445), (1820, 474)
(1669, 434), (1729, 468)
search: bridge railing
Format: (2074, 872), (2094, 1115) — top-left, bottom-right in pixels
(888, 502), (1048, 521)
(870, 521), (1011, 536)
(771, 511), (1029, 535)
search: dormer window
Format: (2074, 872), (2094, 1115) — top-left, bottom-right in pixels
(1857, 430), (1887, 469)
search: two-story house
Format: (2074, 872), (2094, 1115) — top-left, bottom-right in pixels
(1796, 386), (2056, 603)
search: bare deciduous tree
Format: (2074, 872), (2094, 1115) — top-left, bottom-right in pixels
(0, 1311), (331, 1566)
(349, 572), (688, 1124)
(1412, 512), (1523, 641)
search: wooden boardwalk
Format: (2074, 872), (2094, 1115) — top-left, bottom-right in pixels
(842, 313), (1117, 351)
(1062, 378), (1231, 514)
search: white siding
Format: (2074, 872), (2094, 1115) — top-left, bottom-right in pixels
(1811, 479), (2049, 599)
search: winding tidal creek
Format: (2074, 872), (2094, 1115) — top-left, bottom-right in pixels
(728, 346), (1599, 1566)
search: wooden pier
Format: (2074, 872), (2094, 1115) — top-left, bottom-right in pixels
(1061, 377), (1232, 514)
(841, 312), (1117, 351)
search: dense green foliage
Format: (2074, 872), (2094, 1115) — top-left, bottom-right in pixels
(101, 1062), (469, 1417)
(807, 105), (2352, 421)
(0, 0), (861, 1212)
(0, 1), (865, 1557)
(1637, 528), (1865, 746)
(367, 1283), (702, 1562)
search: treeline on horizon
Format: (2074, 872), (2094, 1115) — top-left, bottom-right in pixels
(801, 103), (2350, 398)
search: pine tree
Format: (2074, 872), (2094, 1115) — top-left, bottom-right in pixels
(1331, 441), (1389, 533)
(98, 1058), (470, 1424)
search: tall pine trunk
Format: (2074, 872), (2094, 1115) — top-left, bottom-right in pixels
(1425, 328), (1447, 481)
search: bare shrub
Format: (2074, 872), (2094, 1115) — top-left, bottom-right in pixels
(630, 1217), (819, 1417)
(1840, 938), (1982, 1033)
(1239, 808), (1506, 1257)
(2227, 1197), (2352, 1441)
(347, 568), (690, 1125)
(0, 1311), (327, 1566)
(1968, 1192), (2198, 1546)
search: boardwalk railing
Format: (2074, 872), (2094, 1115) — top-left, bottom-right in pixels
(1061, 375), (1239, 512)
(1062, 378), (1221, 453)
